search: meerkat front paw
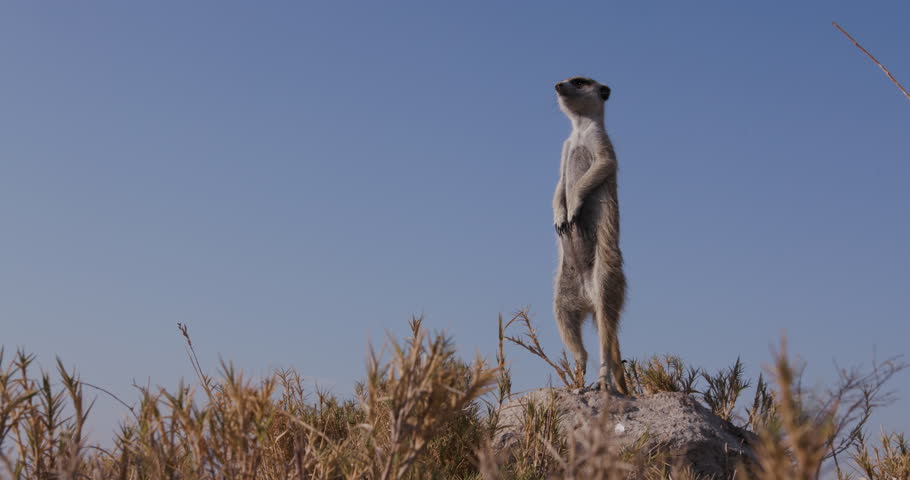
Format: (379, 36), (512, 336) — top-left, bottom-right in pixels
(554, 208), (570, 235)
(566, 200), (583, 229)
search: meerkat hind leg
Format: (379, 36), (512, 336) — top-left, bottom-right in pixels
(608, 325), (629, 394)
(594, 306), (618, 393)
(594, 276), (629, 395)
(555, 305), (588, 378)
(554, 271), (589, 380)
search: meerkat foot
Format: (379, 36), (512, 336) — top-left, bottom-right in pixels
(597, 366), (619, 394)
(597, 377), (619, 395)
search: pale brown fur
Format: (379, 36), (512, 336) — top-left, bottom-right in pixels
(552, 76), (629, 394)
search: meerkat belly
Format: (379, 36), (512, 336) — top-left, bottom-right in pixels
(560, 144), (600, 270)
(564, 145), (594, 193)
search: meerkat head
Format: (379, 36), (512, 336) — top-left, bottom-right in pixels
(555, 76), (611, 118)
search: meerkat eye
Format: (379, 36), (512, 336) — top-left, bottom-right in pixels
(571, 79), (587, 88)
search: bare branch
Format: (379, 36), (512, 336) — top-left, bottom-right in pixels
(833, 21), (910, 102)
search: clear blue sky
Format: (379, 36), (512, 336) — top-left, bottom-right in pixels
(3, 1), (909, 441)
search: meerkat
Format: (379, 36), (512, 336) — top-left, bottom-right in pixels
(552, 76), (629, 395)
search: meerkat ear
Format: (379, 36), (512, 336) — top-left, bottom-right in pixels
(599, 85), (611, 101)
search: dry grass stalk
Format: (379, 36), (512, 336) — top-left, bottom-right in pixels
(743, 373), (776, 432)
(850, 430), (910, 479)
(483, 314), (515, 439)
(702, 357), (750, 422)
(513, 390), (567, 477)
(502, 310), (586, 389)
(833, 21), (910, 102)
(624, 355), (700, 396)
(821, 355), (908, 466)
(745, 339), (835, 480)
(364, 315), (498, 480)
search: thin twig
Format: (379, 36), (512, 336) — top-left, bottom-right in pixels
(177, 322), (213, 397)
(82, 382), (136, 419)
(833, 21), (910, 102)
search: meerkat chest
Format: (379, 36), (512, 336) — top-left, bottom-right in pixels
(565, 139), (595, 189)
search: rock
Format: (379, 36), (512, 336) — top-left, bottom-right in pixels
(494, 387), (757, 478)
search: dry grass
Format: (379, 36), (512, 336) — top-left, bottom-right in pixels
(0, 319), (497, 480)
(623, 355), (699, 396)
(502, 310), (585, 389)
(0, 314), (906, 479)
(850, 430), (910, 479)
